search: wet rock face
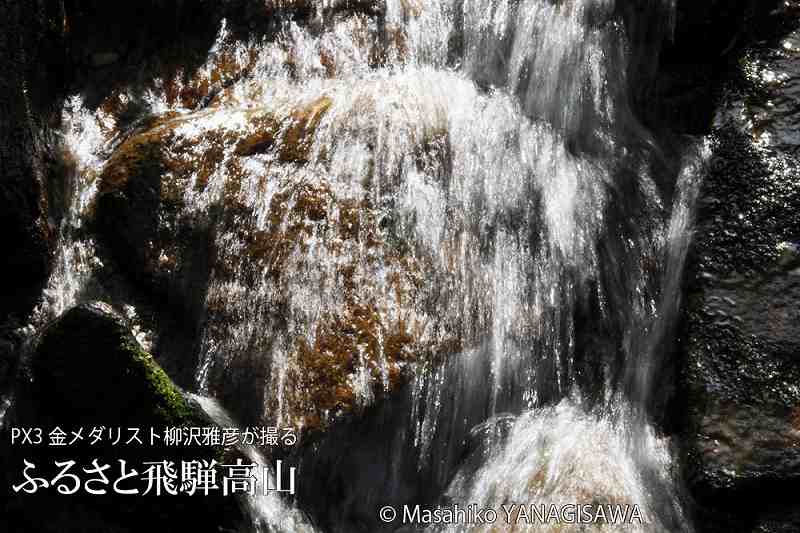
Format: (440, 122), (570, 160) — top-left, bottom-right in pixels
(0, 0), (240, 324)
(94, 113), (217, 329)
(682, 7), (800, 530)
(94, 95), (460, 433)
(649, 0), (784, 133)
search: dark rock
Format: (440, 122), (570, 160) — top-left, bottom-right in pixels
(27, 302), (206, 426)
(0, 0), (224, 324)
(92, 115), (215, 332)
(0, 1), (61, 322)
(0, 302), (244, 533)
(684, 312), (800, 491)
(0, 0), (251, 325)
(681, 9), (800, 530)
(645, 0), (786, 134)
(0, 324), (24, 397)
(90, 51), (120, 68)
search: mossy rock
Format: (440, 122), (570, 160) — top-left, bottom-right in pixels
(0, 302), (244, 532)
(30, 302), (204, 427)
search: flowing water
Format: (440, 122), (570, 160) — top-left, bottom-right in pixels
(191, 394), (319, 533)
(16, 1), (708, 531)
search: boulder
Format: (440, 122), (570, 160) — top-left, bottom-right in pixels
(0, 302), (243, 532)
(28, 302), (205, 426)
(93, 99), (462, 434)
(681, 14), (800, 529)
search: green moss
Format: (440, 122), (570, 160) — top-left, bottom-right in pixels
(31, 303), (206, 429)
(124, 340), (200, 426)
(12, 302), (243, 531)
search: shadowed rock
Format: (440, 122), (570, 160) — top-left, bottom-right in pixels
(0, 301), (243, 533)
(682, 10), (800, 529)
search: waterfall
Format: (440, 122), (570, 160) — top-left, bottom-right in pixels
(0, 96), (104, 431)
(36, 96), (105, 323)
(16, 1), (705, 531)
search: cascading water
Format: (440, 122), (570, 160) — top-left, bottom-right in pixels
(16, 1), (707, 531)
(191, 394), (319, 533)
(0, 97), (104, 431)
